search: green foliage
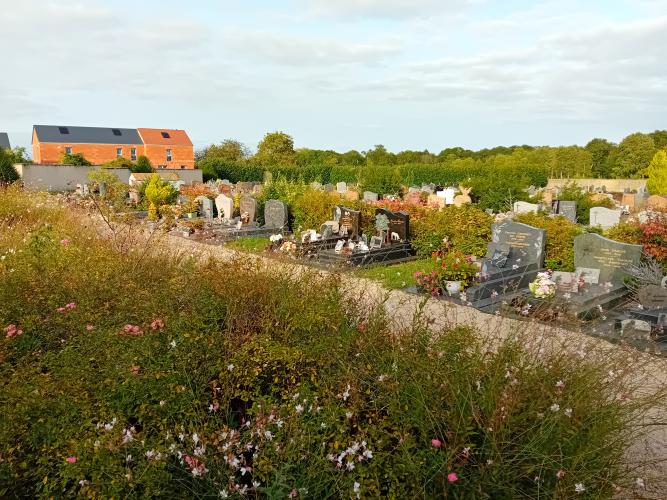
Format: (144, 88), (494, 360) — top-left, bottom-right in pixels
(586, 138), (616, 178)
(364, 144), (395, 165)
(609, 132), (656, 178)
(255, 131), (296, 166)
(225, 237), (270, 253)
(355, 259), (434, 289)
(0, 148), (19, 183)
(514, 212), (583, 271)
(101, 157), (135, 170)
(412, 205), (493, 257)
(436, 250), (478, 286)
(0, 188), (663, 498)
(87, 170), (129, 210)
(144, 174), (178, 219)
(134, 155), (154, 173)
(202, 139), (250, 163)
(60, 152), (92, 166)
(646, 149), (667, 195)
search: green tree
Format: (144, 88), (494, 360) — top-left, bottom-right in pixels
(60, 152), (92, 166)
(646, 150), (667, 195)
(101, 157), (135, 170)
(255, 132), (296, 166)
(585, 138), (615, 178)
(365, 145), (395, 165)
(649, 130), (667, 150)
(202, 139), (250, 163)
(144, 174), (178, 220)
(340, 150), (365, 166)
(4, 147), (30, 165)
(608, 132), (655, 178)
(134, 155), (153, 173)
(0, 148), (19, 183)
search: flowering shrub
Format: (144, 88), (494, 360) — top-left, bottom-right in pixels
(414, 270), (441, 295)
(529, 271), (557, 299)
(606, 214), (667, 266)
(0, 186), (665, 498)
(435, 251), (479, 288)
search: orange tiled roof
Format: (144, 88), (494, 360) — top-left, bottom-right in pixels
(137, 128), (193, 146)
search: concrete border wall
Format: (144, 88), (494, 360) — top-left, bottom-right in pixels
(15, 164), (202, 191)
(546, 178), (647, 193)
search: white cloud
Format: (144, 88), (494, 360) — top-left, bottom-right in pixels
(301, 0), (473, 20)
(225, 31), (401, 66)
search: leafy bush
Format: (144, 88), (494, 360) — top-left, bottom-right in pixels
(0, 148), (19, 183)
(606, 216), (667, 266)
(514, 212), (583, 271)
(134, 155), (154, 173)
(412, 205), (493, 257)
(60, 152), (92, 166)
(0, 187), (665, 498)
(144, 174), (178, 220)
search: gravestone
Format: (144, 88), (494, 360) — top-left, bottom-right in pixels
(513, 201), (539, 214)
(264, 200), (288, 230)
(490, 220), (546, 267)
(236, 181), (253, 193)
(345, 190), (360, 202)
(421, 184), (434, 194)
(364, 191), (379, 202)
(336, 182), (347, 194)
(554, 201), (577, 222)
(337, 206), (361, 239)
(408, 186), (420, 193)
(323, 183), (334, 193)
(453, 187), (472, 207)
(574, 233), (642, 284)
(439, 188), (456, 205)
(311, 182), (323, 190)
(239, 195), (257, 224)
(637, 285), (667, 310)
(404, 191), (422, 205)
(589, 207), (622, 229)
(320, 224), (334, 240)
(215, 194), (234, 220)
(428, 194), (445, 209)
(196, 196), (214, 219)
(376, 208), (409, 242)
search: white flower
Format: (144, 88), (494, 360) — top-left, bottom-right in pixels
(159, 400), (166, 407)
(555, 380), (565, 388)
(342, 384), (351, 401)
(378, 374), (387, 382)
(363, 449), (373, 459)
(346, 411), (353, 419)
(295, 404), (304, 414)
(354, 482), (361, 497)
(346, 461), (355, 471)
(227, 364), (234, 371)
(636, 477), (645, 488)
(264, 431), (274, 440)
(564, 408), (573, 418)
(192, 433), (200, 444)
(169, 340), (176, 348)
(486, 459), (494, 465)
(219, 490), (229, 498)
(276, 419), (284, 428)
(194, 445), (205, 457)
(575, 483), (586, 493)
(550, 403), (560, 412)
(253, 480), (261, 489)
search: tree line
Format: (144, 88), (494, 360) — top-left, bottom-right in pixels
(197, 130), (667, 182)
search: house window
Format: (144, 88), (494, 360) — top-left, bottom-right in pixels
(180, 165), (185, 169)
(166, 149), (172, 161)
(112, 129), (122, 136)
(161, 132), (170, 139)
(131, 148), (137, 161)
(158, 165), (166, 169)
(59, 127), (70, 135)
(65, 147), (72, 154)
(116, 148), (123, 157)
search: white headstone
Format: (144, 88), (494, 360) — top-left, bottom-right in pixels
(438, 188), (456, 205)
(215, 194), (234, 221)
(589, 207), (622, 229)
(336, 182), (347, 194)
(513, 201), (539, 214)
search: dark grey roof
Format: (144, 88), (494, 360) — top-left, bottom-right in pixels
(0, 133), (10, 149)
(33, 125), (142, 145)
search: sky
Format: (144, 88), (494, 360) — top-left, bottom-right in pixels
(2, 0), (667, 155)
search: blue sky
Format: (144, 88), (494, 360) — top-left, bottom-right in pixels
(2, 0), (666, 155)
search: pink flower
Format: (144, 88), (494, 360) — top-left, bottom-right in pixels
(447, 472), (458, 483)
(431, 438), (442, 448)
(86, 324), (95, 332)
(60, 239), (70, 246)
(130, 365), (140, 375)
(120, 324), (143, 336)
(150, 318), (165, 331)
(66, 456), (77, 463)
(288, 490), (298, 499)
(4, 324), (23, 338)
(57, 302), (76, 313)
(556, 469), (566, 480)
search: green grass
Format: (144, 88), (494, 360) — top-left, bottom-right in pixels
(355, 258), (434, 289)
(224, 236), (270, 253)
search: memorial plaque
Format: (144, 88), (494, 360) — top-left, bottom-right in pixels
(575, 267), (600, 284)
(574, 233), (642, 284)
(637, 285), (667, 310)
(363, 191), (379, 202)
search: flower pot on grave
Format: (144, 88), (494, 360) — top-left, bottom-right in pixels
(445, 280), (462, 296)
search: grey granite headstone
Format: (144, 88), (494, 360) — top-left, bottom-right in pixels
(323, 184), (334, 193)
(311, 182), (323, 190)
(557, 201), (577, 222)
(637, 285), (667, 310)
(239, 195), (257, 224)
(491, 220), (546, 267)
(336, 182), (347, 194)
(264, 199), (288, 230)
(196, 195), (214, 219)
(574, 233), (642, 284)
(485, 243), (511, 268)
(364, 191), (379, 202)
(215, 194), (234, 220)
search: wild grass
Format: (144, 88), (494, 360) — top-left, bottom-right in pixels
(224, 236), (270, 253)
(355, 258), (433, 289)
(1, 185), (666, 498)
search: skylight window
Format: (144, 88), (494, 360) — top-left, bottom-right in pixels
(161, 132), (171, 139)
(58, 127), (70, 135)
(112, 129), (122, 136)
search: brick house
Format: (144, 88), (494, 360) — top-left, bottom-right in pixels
(32, 125), (194, 169)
